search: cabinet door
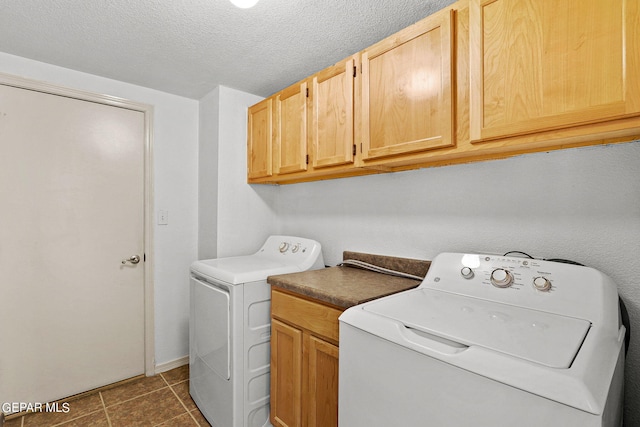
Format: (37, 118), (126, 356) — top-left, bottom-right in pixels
(271, 319), (303, 427)
(470, 0), (640, 143)
(311, 57), (355, 168)
(275, 82), (308, 175)
(247, 98), (273, 180)
(307, 336), (339, 427)
(361, 10), (454, 161)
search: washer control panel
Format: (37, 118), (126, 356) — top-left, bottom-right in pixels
(490, 268), (515, 288)
(533, 276), (552, 292)
(455, 255), (554, 293)
(424, 252), (618, 327)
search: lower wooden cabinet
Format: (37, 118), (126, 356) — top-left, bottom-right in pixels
(270, 289), (342, 427)
(307, 336), (339, 427)
(271, 319), (303, 427)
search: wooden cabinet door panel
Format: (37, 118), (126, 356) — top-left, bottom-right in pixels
(311, 57), (355, 168)
(362, 10), (454, 161)
(271, 319), (303, 427)
(307, 336), (339, 427)
(470, 0), (640, 142)
(271, 290), (341, 343)
(247, 98), (273, 179)
(275, 82), (308, 175)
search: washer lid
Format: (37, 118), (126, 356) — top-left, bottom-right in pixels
(363, 288), (591, 368)
(191, 256), (302, 284)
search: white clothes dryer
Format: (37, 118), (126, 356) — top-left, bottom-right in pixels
(190, 236), (324, 427)
(339, 252), (626, 427)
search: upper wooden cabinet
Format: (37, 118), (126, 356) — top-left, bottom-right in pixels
(360, 9), (455, 165)
(247, 0), (640, 184)
(274, 82), (308, 175)
(248, 55), (363, 184)
(469, 0), (640, 143)
(311, 56), (356, 169)
(247, 97), (273, 180)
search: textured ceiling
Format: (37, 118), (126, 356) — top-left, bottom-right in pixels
(0, 0), (455, 99)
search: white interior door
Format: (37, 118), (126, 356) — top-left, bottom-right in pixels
(0, 82), (146, 405)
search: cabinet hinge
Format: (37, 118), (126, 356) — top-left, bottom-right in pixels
(306, 154), (309, 164)
(353, 66), (357, 78)
(306, 88), (309, 97)
(353, 144), (356, 156)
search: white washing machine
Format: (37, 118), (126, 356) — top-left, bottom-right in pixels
(190, 236), (324, 427)
(339, 252), (626, 427)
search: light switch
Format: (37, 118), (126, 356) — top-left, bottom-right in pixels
(158, 210), (169, 225)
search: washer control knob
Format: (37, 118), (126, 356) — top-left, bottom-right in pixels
(533, 276), (552, 292)
(291, 243), (301, 253)
(490, 268), (514, 288)
(279, 242), (290, 253)
(460, 267), (474, 279)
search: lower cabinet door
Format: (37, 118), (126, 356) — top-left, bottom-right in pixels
(271, 319), (303, 427)
(307, 336), (339, 427)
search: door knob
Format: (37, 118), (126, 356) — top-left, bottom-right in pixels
(122, 255), (141, 265)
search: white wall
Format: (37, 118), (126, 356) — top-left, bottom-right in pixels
(276, 142), (640, 271)
(0, 52), (200, 366)
(198, 87), (220, 260)
(198, 85), (279, 259)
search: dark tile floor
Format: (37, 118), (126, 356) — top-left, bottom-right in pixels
(4, 365), (211, 427)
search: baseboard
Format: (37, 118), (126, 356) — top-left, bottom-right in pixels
(155, 355), (189, 373)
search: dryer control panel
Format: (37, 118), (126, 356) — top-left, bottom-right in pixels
(255, 235), (325, 270)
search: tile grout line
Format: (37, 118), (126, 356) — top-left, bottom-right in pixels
(186, 409), (202, 427)
(98, 392), (112, 427)
(51, 409), (107, 427)
(28, 404), (105, 427)
(167, 381), (198, 423)
(158, 372), (170, 387)
(16, 371), (191, 427)
(161, 372), (201, 427)
(101, 374), (184, 427)
(102, 384), (172, 409)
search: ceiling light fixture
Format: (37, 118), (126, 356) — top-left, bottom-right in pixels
(229, 0), (259, 8)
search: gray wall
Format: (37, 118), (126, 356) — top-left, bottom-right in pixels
(212, 88), (640, 425)
(275, 141), (640, 425)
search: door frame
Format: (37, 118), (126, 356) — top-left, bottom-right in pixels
(0, 71), (156, 377)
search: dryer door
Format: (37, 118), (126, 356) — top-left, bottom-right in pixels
(191, 277), (230, 379)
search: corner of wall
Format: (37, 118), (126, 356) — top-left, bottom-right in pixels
(197, 87), (221, 260)
(215, 86), (279, 257)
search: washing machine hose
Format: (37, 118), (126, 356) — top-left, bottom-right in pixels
(545, 258), (631, 355)
(506, 254), (631, 355)
(619, 297), (631, 355)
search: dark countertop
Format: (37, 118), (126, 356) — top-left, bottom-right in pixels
(268, 252), (430, 308)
